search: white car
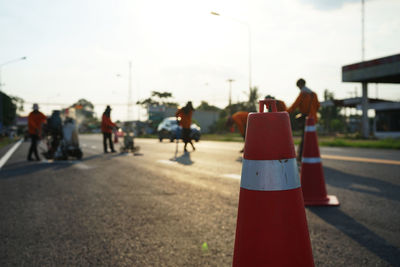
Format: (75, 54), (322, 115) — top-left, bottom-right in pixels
(157, 117), (201, 142)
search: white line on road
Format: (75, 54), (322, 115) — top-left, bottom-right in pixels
(221, 174), (241, 180)
(0, 139), (23, 170)
(91, 146), (97, 149)
(157, 159), (177, 165)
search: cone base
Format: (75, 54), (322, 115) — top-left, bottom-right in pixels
(304, 195), (340, 206)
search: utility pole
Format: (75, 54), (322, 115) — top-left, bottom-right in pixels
(227, 79), (235, 107)
(361, 0), (365, 61)
(127, 61), (133, 121)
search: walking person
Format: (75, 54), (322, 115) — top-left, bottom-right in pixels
(287, 78), (320, 162)
(27, 103), (47, 161)
(226, 111), (249, 153)
(101, 105), (117, 153)
(175, 101), (195, 152)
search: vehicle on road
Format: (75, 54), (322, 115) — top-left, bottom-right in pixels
(157, 117), (201, 142)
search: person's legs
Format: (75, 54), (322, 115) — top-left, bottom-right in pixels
(28, 134), (40, 160)
(103, 132), (108, 153)
(297, 116), (306, 162)
(182, 128), (193, 152)
(28, 134), (35, 160)
(108, 133), (115, 152)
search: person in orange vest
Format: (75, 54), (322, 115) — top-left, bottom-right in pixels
(287, 78), (320, 161)
(175, 101), (195, 152)
(101, 105), (117, 153)
(27, 103), (47, 161)
(226, 111), (250, 153)
(264, 95), (287, 112)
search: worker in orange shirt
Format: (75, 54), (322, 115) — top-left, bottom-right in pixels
(226, 111), (249, 153)
(101, 105), (117, 153)
(176, 101), (195, 152)
(264, 95), (287, 112)
(287, 78), (320, 161)
(27, 103), (47, 161)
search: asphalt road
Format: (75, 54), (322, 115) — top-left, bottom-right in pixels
(1, 135), (399, 266)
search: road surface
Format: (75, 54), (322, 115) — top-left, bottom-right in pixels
(1, 135), (399, 266)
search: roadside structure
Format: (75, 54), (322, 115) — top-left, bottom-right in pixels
(342, 53), (400, 138)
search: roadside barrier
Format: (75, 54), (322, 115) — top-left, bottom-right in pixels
(301, 117), (339, 206)
(233, 99), (314, 267)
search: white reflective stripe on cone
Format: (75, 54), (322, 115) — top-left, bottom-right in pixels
(302, 157), (321, 163)
(305, 125), (316, 132)
(240, 158), (300, 191)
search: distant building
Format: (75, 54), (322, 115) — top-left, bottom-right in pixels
(321, 98), (400, 138)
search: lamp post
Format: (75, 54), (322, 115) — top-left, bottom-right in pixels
(0, 56), (27, 92)
(210, 12), (252, 96)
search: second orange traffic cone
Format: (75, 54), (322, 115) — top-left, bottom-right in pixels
(300, 117), (339, 206)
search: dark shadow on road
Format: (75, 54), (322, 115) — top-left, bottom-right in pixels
(170, 151), (194, 166)
(1, 153), (104, 179)
(309, 207), (400, 266)
(324, 166), (400, 202)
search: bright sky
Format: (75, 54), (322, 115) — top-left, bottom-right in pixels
(1, 0), (400, 120)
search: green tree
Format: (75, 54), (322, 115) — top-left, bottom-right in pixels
(245, 86), (260, 112)
(196, 101), (221, 111)
(318, 89), (346, 133)
(136, 91), (178, 108)
(0, 92), (17, 127)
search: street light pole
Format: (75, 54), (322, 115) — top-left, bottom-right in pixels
(210, 12), (252, 95)
(0, 56), (27, 92)
(227, 78), (235, 107)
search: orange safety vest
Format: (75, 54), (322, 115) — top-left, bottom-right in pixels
(101, 113), (116, 133)
(175, 109), (193, 129)
(28, 111), (47, 135)
(287, 87), (320, 122)
(232, 111), (249, 136)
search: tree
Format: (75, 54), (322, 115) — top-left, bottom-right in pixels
(136, 91), (178, 108)
(0, 92), (17, 127)
(246, 86), (260, 112)
(196, 101), (221, 111)
(318, 89), (346, 133)
(68, 99), (99, 132)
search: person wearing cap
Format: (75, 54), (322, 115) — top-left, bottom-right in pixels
(27, 103), (47, 161)
(226, 111), (250, 153)
(264, 95), (287, 112)
(101, 105), (117, 153)
(175, 101), (195, 152)
(287, 78), (320, 161)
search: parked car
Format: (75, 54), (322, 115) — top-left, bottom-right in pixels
(157, 117), (201, 142)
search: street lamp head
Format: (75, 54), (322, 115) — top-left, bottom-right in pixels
(210, 11), (220, 16)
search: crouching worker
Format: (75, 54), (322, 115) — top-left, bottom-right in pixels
(226, 111), (249, 153)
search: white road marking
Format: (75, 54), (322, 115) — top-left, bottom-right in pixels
(0, 139), (23, 170)
(91, 146), (97, 149)
(82, 144), (88, 147)
(157, 159), (177, 165)
(74, 163), (92, 170)
(221, 174), (241, 180)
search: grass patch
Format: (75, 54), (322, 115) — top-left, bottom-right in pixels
(318, 137), (400, 149)
(136, 132), (400, 149)
(0, 137), (15, 150)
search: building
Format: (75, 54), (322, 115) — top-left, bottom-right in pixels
(342, 53), (400, 138)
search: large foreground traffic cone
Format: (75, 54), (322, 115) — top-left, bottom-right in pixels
(300, 117), (339, 206)
(233, 100), (314, 267)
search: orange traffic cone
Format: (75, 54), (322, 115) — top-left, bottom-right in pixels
(233, 99), (314, 267)
(300, 117), (339, 206)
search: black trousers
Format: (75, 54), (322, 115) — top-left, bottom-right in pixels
(298, 116), (306, 162)
(28, 134), (40, 160)
(103, 132), (115, 152)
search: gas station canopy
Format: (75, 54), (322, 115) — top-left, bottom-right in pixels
(342, 53), (400, 83)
